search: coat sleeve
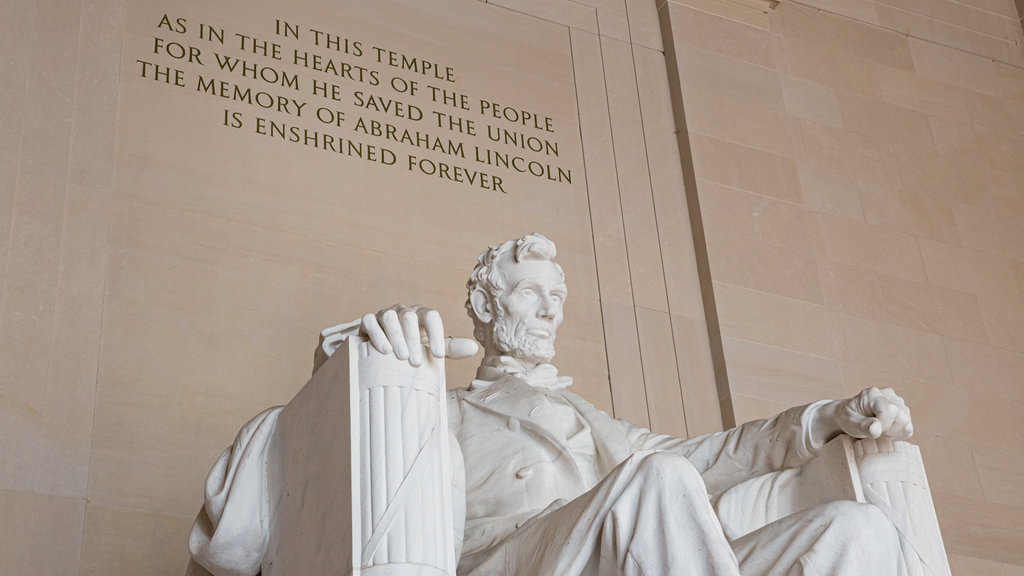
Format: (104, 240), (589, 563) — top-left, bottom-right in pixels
(312, 319), (361, 374)
(618, 400), (830, 496)
(187, 406), (283, 576)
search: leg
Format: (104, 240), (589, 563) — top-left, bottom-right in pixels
(463, 450), (741, 576)
(732, 500), (902, 576)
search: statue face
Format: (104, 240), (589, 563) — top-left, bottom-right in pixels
(491, 258), (567, 364)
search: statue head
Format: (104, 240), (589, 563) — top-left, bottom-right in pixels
(466, 233), (567, 366)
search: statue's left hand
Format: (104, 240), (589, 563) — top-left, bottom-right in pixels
(833, 387), (914, 440)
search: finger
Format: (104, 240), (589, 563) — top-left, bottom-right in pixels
(419, 308), (446, 358)
(867, 418), (883, 439)
(445, 337), (480, 359)
(361, 313), (392, 355)
(401, 309), (423, 366)
(888, 407), (914, 440)
(870, 397), (900, 431)
(379, 309), (409, 360)
(842, 404), (883, 439)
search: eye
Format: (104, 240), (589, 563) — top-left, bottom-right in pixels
(521, 288), (534, 297)
(552, 295), (562, 303)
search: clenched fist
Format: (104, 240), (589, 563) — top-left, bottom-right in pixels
(811, 387), (914, 448)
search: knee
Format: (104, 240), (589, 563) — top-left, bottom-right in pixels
(633, 451), (706, 494)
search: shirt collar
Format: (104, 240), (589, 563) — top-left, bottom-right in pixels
(470, 354), (573, 391)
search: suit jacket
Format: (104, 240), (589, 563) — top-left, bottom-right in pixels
(447, 373), (824, 558)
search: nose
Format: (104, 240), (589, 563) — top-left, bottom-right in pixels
(537, 295), (557, 320)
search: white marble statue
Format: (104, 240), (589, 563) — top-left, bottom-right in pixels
(187, 233), (923, 576)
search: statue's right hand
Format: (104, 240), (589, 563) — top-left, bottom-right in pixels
(360, 304), (478, 366)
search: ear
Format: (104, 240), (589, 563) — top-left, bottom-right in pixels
(470, 289), (493, 324)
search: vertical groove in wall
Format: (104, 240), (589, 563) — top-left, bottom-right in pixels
(624, 0), (689, 436)
(568, 27), (621, 420)
(655, 2), (736, 427)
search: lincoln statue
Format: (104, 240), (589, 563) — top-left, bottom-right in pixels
(187, 233), (916, 576)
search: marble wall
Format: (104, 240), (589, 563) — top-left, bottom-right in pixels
(660, 0), (1024, 572)
(2, 0), (716, 572)
(0, 0), (1021, 573)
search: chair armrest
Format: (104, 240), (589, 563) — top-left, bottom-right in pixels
(714, 436), (952, 576)
(266, 335), (459, 576)
(714, 434), (862, 541)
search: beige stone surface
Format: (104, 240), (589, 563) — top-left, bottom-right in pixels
(781, 74), (844, 129)
(601, 301), (652, 428)
(948, 553), (1024, 576)
(776, 2), (914, 70)
(17, 0), (80, 181)
(874, 65), (973, 125)
(794, 0), (1024, 66)
(79, 504), (194, 576)
(836, 92), (934, 149)
(684, 86), (801, 158)
(602, 36), (670, 313)
(667, 0), (778, 30)
(842, 314), (952, 385)
(783, 35), (882, 99)
(904, 379), (1018, 447)
(859, 181), (960, 242)
(973, 444), (1024, 508)
(671, 313), (724, 436)
(730, 393), (795, 424)
(665, 3), (1024, 571)
(722, 336), (844, 408)
(913, 433), (983, 500)
(634, 45), (706, 320)
(691, 135), (801, 202)
(817, 213), (927, 281)
(574, 0), (631, 41)
(796, 163), (863, 220)
(486, 0), (599, 33)
(714, 281), (838, 359)
(943, 338), (1024, 401)
(675, 45), (786, 111)
(799, 121), (902, 186)
(567, 27), (648, 418)
(665, 3), (783, 69)
(0, 489), (86, 576)
(635, 306), (689, 435)
(893, 144), (988, 208)
(0, 3), (30, 173)
(877, 276), (988, 342)
(626, 0), (663, 50)
(935, 493), (1024, 565)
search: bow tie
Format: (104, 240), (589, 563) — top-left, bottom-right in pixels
(471, 355), (573, 391)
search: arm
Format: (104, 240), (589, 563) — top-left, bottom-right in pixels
(620, 401), (827, 496)
(620, 387), (913, 496)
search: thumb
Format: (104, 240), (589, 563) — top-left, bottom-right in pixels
(843, 411), (884, 439)
(445, 337), (479, 360)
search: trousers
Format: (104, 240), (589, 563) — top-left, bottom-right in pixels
(461, 450), (902, 576)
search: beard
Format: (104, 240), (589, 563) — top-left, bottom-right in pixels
(492, 312), (557, 364)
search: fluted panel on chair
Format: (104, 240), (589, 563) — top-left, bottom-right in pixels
(852, 438), (952, 576)
(357, 338), (456, 576)
(265, 336), (456, 576)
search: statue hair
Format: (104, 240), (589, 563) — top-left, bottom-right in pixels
(466, 233), (563, 342)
